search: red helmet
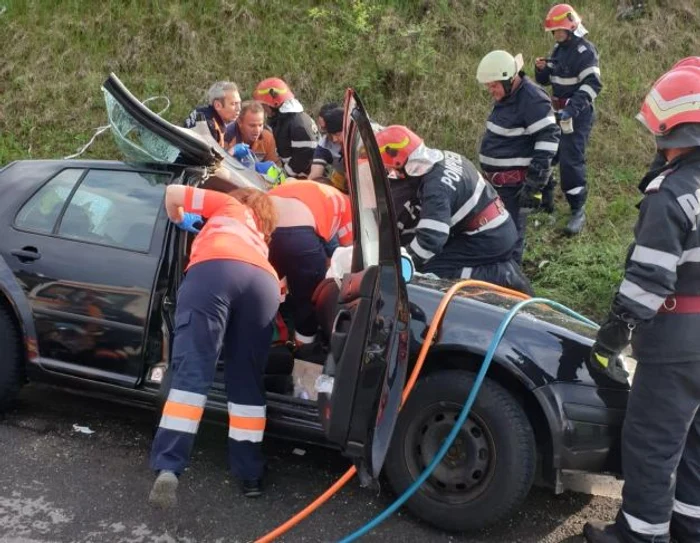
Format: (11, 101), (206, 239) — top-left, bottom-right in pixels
(544, 4), (581, 32)
(637, 66), (700, 136)
(671, 57), (700, 71)
(253, 78), (294, 108)
(374, 125), (424, 170)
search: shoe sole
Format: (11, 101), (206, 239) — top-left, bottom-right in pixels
(149, 473), (178, 508)
(243, 489), (263, 498)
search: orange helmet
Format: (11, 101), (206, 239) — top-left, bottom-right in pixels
(671, 57), (700, 71)
(637, 66), (700, 136)
(374, 125), (424, 170)
(544, 4), (582, 32)
(253, 78), (294, 108)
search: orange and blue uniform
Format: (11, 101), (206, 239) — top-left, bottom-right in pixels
(267, 180), (352, 344)
(150, 187), (279, 483)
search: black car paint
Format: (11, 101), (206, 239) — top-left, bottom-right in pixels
(0, 159), (627, 486)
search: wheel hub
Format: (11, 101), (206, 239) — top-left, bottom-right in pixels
(409, 407), (495, 503)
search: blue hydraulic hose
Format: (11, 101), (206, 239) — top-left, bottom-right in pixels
(338, 297), (599, 543)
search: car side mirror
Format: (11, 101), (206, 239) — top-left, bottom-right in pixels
(400, 253), (414, 284)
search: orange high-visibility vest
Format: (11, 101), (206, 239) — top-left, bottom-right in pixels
(183, 187), (278, 281)
(269, 180), (353, 245)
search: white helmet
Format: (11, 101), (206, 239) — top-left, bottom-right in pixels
(476, 50), (524, 84)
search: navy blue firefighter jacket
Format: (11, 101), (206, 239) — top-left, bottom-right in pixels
(535, 35), (603, 118)
(479, 74), (561, 185)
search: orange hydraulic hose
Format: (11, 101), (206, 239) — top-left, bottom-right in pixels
(254, 279), (531, 543)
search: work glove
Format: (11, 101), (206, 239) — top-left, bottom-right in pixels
(589, 312), (635, 385)
(559, 109), (574, 134)
(232, 143), (252, 160)
(255, 161), (287, 186)
(176, 212), (203, 234)
(517, 182), (543, 211)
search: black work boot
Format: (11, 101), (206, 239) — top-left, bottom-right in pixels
(565, 207), (586, 235)
(583, 520), (624, 542)
(241, 478), (263, 498)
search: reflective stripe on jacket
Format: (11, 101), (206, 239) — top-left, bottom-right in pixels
(183, 186), (278, 281)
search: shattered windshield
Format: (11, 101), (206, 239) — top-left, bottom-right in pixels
(103, 89), (182, 164)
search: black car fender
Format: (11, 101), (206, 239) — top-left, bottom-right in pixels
(0, 256), (40, 366)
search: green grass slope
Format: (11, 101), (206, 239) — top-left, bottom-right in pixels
(1, 0), (698, 318)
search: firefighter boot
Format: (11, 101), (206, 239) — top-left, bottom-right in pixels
(583, 521), (624, 542)
(565, 207), (586, 235)
(148, 470), (178, 508)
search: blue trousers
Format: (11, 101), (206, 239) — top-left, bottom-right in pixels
(268, 226), (328, 339)
(555, 106), (595, 211)
(494, 185), (525, 265)
(615, 361), (700, 542)
(150, 259), (279, 480)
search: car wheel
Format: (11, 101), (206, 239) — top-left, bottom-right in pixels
(384, 369), (536, 532)
(0, 306), (24, 412)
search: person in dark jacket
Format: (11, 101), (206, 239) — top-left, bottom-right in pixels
(583, 66), (700, 543)
(477, 49), (561, 263)
(183, 81), (242, 148)
(375, 125), (533, 295)
(253, 78), (319, 178)
(535, 4), (602, 235)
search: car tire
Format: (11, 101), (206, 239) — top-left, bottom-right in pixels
(384, 369), (536, 532)
(0, 306), (24, 412)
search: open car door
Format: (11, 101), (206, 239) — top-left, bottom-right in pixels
(101, 73), (269, 192)
(318, 89), (410, 484)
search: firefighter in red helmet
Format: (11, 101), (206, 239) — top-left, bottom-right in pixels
(375, 125), (533, 294)
(253, 78), (318, 178)
(535, 4), (602, 235)
(584, 66), (700, 543)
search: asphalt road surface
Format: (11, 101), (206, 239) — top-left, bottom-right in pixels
(0, 385), (620, 543)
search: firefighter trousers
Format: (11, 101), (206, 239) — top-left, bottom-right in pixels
(615, 360), (700, 543)
(150, 259), (280, 481)
(494, 185), (526, 265)
(268, 226), (328, 342)
(554, 106), (594, 211)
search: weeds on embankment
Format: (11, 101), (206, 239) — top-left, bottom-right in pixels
(1, 0), (698, 318)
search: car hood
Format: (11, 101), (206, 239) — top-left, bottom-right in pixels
(409, 274), (598, 341)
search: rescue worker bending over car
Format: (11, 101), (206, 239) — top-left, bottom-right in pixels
(535, 3), (602, 235)
(149, 185), (280, 504)
(267, 180), (352, 351)
(253, 77), (319, 178)
(477, 49), (560, 263)
(375, 125), (533, 295)
(309, 104), (347, 192)
(584, 65), (700, 543)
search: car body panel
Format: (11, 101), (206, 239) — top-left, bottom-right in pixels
(317, 89), (410, 480)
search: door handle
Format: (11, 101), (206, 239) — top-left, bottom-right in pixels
(11, 246), (41, 262)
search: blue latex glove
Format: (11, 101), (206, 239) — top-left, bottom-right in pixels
(176, 212), (203, 234)
(559, 110), (572, 121)
(232, 143), (252, 160)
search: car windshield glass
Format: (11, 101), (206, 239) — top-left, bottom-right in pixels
(102, 84), (271, 191)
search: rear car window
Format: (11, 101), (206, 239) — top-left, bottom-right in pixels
(15, 168), (168, 252)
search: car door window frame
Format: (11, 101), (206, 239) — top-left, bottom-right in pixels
(13, 166), (171, 254)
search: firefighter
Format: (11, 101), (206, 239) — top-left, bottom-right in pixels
(309, 104), (347, 192)
(649, 57), (700, 171)
(267, 180), (352, 350)
(375, 125), (533, 294)
(477, 49), (561, 263)
(535, 4), (602, 235)
(183, 81), (242, 148)
(253, 77), (319, 178)
(149, 185), (280, 504)
(583, 65), (700, 543)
